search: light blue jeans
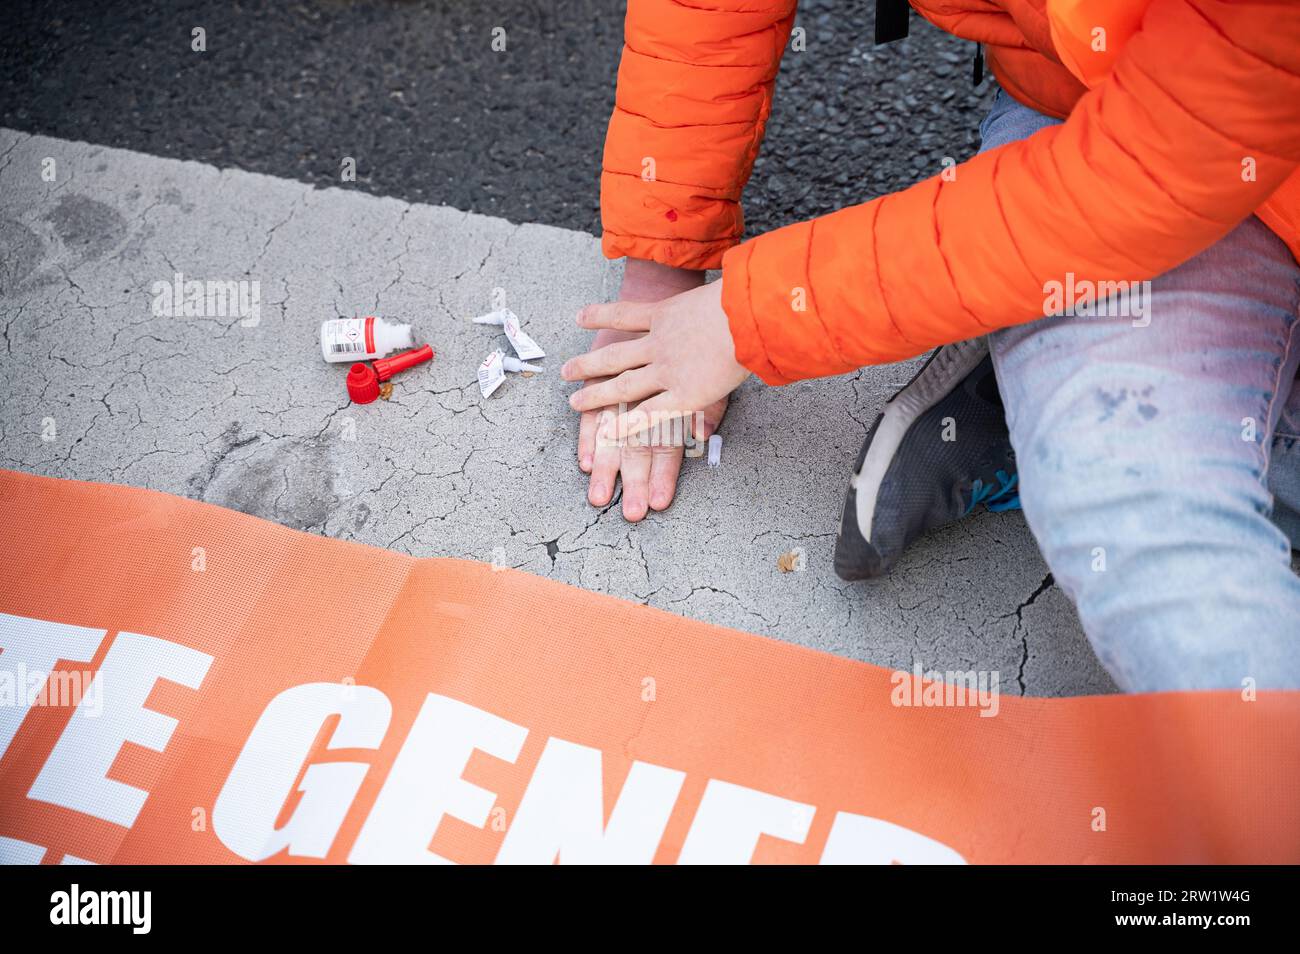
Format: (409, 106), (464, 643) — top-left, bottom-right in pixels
(979, 89), (1300, 691)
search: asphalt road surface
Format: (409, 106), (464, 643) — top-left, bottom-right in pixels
(1, 0), (992, 235)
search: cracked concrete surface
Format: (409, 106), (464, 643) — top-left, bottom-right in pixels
(0, 129), (1116, 697)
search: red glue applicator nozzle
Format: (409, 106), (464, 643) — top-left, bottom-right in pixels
(374, 345), (434, 382)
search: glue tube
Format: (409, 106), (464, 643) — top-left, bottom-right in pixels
(478, 349), (544, 397)
(473, 308), (546, 360)
(320, 316), (414, 363)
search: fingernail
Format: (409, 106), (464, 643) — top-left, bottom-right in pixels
(560, 361), (572, 379)
(569, 393), (580, 410)
(580, 455), (592, 470)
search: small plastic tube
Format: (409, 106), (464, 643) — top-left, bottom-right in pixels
(707, 433), (722, 468)
(503, 356), (543, 373)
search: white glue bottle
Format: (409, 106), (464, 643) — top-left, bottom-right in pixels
(320, 316), (414, 363)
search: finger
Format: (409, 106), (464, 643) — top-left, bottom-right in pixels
(577, 405), (601, 473)
(577, 373), (612, 473)
(619, 438), (653, 522)
(696, 401), (727, 441)
(587, 409), (622, 507)
(648, 443), (684, 512)
(569, 366), (661, 414)
(576, 300), (653, 333)
(561, 336), (651, 382)
(683, 414), (712, 461)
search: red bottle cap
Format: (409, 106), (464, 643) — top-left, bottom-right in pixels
(374, 344), (434, 381)
(346, 362), (380, 404)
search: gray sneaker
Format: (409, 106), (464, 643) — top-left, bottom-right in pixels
(834, 338), (1020, 581)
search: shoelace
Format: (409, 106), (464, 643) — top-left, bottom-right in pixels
(965, 469), (1021, 514)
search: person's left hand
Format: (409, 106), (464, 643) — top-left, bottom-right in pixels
(562, 280), (750, 442)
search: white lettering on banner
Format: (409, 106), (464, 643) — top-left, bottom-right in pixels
(4, 612), (967, 864)
(28, 631), (213, 827)
(213, 682), (392, 861)
(677, 779), (816, 863)
(0, 836), (97, 865)
(821, 812), (967, 864)
(349, 693), (529, 864)
(496, 737), (686, 864)
(0, 835), (48, 864)
(0, 613), (106, 760)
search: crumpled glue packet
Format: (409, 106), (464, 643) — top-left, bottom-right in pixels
(478, 349), (544, 398)
(473, 308), (545, 360)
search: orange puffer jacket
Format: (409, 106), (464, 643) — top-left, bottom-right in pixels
(600, 0), (1300, 384)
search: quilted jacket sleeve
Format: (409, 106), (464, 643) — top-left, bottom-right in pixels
(600, 0), (798, 271)
(722, 0), (1300, 384)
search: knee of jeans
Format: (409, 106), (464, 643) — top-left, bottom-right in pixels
(1018, 432), (1285, 588)
(1015, 427), (1297, 678)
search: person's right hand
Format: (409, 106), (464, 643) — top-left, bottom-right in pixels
(576, 259), (725, 521)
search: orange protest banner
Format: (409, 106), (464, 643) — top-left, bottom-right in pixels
(1, 468), (1297, 864)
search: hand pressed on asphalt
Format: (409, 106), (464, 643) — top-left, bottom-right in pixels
(564, 279), (750, 444)
(574, 261), (727, 522)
